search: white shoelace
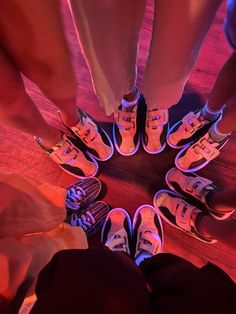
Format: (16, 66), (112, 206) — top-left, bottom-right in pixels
(70, 211), (95, 231)
(66, 186), (87, 210)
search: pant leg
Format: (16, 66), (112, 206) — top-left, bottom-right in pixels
(0, 175), (88, 302)
(0, 174), (67, 237)
(141, 0), (222, 108)
(140, 253), (236, 314)
(31, 247), (150, 314)
(0, 0), (77, 104)
(68, 0), (146, 115)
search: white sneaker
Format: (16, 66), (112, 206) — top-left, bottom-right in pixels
(35, 133), (98, 178)
(175, 132), (229, 172)
(165, 168), (234, 220)
(133, 205), (164, 264)
(153, 189), (216, 243)
(167, 110), (214, 149)
(65, 110), (114, 161)
(101, 208), (132, 255)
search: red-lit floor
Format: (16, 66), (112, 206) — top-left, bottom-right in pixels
(0, 1), (235, 280)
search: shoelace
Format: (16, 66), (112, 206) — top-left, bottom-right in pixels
(70, 211), (95, 231)
(66, 186), (87, 209)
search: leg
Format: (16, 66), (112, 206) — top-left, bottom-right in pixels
(142, 0), (222, 108)
(216, 95), (236, 133)
(198, 215), (236, 250)
(0, 0), (113, 161)
(68, 0), (146, 115)
(0, 49), (98, 177)
(208, 53), (236, 111)
(142, 0), (222, 154)
(0, 46), (61, 146)
(30, 247), (149, 314)
(154, 186), (236, 249)
(0, 0), (79, 127)
(0, 174), (88, 301)
(140, 253), (236, 314)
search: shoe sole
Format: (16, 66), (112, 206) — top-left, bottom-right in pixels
(112, 123), (140, 156)
(153, 189), (217, 244)
(141, 132), (167, 155)
(87, 128), (114, 161)
(133, 204), (164, 251)
(101, 207), (132, 243)
(175, 137), (229, 173)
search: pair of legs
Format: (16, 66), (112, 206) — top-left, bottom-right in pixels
(0, 0), (113, 179)
(69, 0), (222, 155)
(168, 3), (236, 172)
(155, 168), (236, 249)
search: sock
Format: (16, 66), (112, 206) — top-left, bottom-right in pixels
(209, 120), (231, 143)
(121, 96), (139, 108)
(201, 102), (222, 121)
(135, 252), (152, 266)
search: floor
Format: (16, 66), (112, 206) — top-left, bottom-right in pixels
(0, 1), (235, 280)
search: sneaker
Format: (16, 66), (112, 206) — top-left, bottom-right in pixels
(35, 133), (98, 178)
(113, 100), (140, 156)
(142, 108), (168, 154)
(165, 168), (234, 220)
(175, 132), (229, 172)
(133, 205), (164, 264)
(66, 177), (102, 210)
(64, 110), (114, 161)
(153, 189), (216, 243)
(69, 201), (109, 235)
(167, 110), (218, 149)
(101, 208), (132, 255)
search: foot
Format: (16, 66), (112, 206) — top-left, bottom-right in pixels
(175, 132), (229, 172)
(153, 189), (216, 243)
(133, 205), (164, 265)
(101, 208), (132, 255)
(63, 110), (114, 161)
(142, 108), (168, 154)
(69, 201), (109, 235)
(35, 133), (98, 178)
(167, 110), (219, 149)
(66, 177), (102, 210)
(113, 99), (140, 156)
(165, 168), (234, 220)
